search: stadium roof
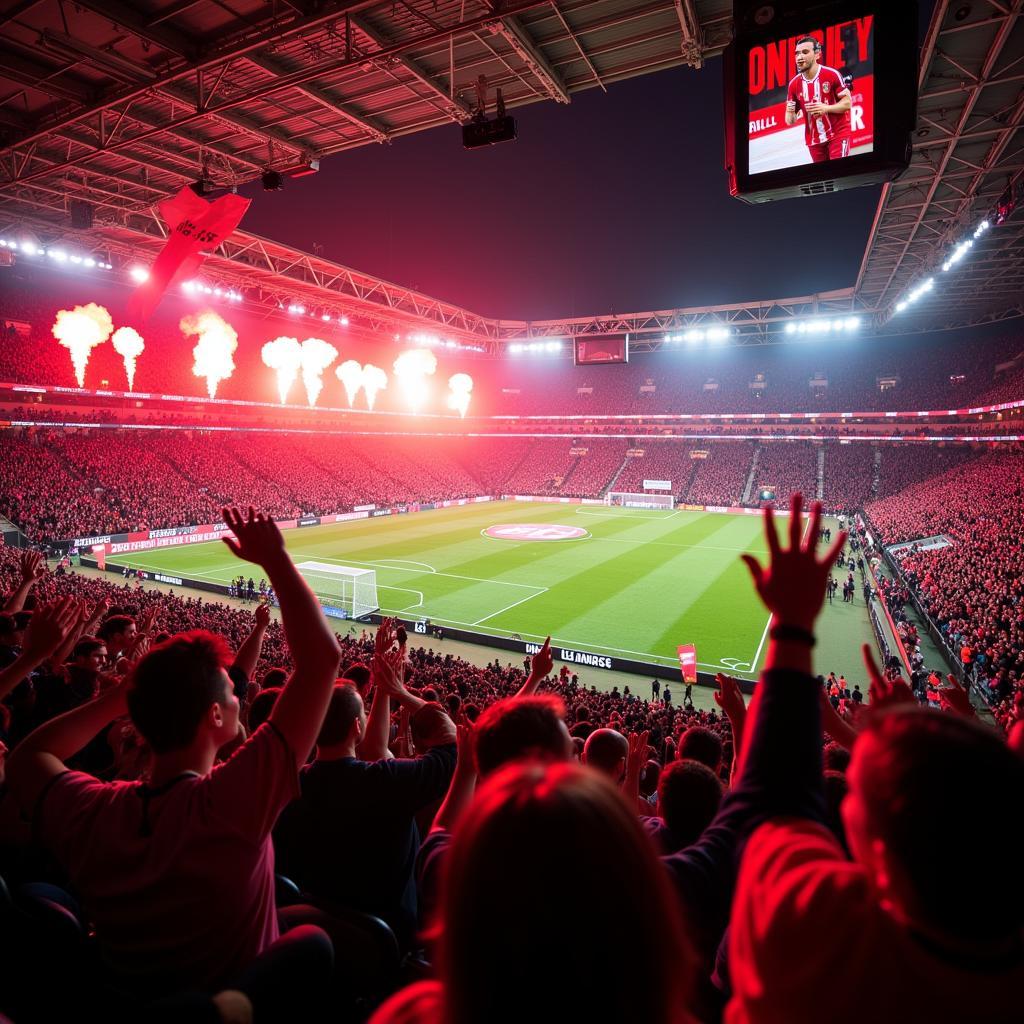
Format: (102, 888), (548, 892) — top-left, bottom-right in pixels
(856, 0), (1024, 333)
(0, 0), (1022, 346)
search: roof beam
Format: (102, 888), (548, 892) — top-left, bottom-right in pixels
(243, 52), (389, 143)
(0, 0), (556, 184)
(58, 0), (199, 61)
(350, 14), (474, 123)
(485, 16), (570, 104)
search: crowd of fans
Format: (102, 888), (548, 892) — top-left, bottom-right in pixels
(752, 442), (818, 506)
(686, 442), (757, 507)
(8, 425), (1004, 543)
(865, 450), (1024, 730)
(0, 494), (1018, 1023)
(613, 442), (700, 497)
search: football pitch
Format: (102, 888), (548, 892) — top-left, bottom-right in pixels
(107, 500), (869, 679)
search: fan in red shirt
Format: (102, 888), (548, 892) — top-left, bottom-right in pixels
(785, 36), (853, 163)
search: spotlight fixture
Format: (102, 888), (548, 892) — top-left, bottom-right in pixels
(189, 178), (216, 197)
(261, 170), (284, 191)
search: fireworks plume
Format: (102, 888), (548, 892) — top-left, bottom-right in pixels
(361, 365), (388, 410)
(392, 348), (437, 414)
(336, 359), (364, 406)
(52, 303), (113, 387)
(180, 310), (237, 398)
(111, 327), (145, 391)
(261, 336), (302, 404)
(299, 337), (338, 407)
(447, 372), (474, 418)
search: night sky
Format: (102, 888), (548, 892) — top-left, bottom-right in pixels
(236, 12), (930, 322)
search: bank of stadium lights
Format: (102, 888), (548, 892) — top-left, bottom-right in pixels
(894, 277), (934, 314)
(893, 218), (992, 313)
(181, 280), (243, 302)
(941, 220), (990, 272)
(404, 331), (486, 354)
(663, 327), (734, 344)
(0, 238), (113, 270)
(784, 317), (861, 336)
(508, 341), (563, 355)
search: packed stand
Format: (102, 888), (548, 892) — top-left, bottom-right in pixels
(821, 442), (876, 511)
(753, 442), (818, 506)
(866, 450), (1024, 721)
(613, 441), (698, 497)
(685, 442), (756, 507)
(556, 439), (629, 497)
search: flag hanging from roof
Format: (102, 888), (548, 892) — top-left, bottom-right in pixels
(127, 186), (250, 320)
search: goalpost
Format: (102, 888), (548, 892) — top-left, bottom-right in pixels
(294, 561), (380, 619)
(605, 491), (675, 510)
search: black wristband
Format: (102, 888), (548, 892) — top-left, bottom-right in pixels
(769, 624), (816, 647)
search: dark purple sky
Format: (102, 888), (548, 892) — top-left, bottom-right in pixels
(238, 52), (885, 322)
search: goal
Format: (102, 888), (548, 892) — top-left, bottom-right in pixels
(605, 491), (675, 510)
(294, 561), (380, 619)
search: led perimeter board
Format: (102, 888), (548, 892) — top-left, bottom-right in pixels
(724, 0), (917, 203)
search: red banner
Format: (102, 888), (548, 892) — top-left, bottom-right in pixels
(678, 644), (698, 683)
(93, 543), (108, 571)
(127, 187), (250, 320)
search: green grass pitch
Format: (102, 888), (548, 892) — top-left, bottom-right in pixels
(108, 501), (870, 680)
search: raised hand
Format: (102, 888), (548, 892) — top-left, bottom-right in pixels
(254, 602), (271, 629)
(372, 618), (406, 697)
(221, 507), (287, 570)
(714, 672), (746, 720)
(455, 720), (475, 772)
(862, 643), (914, 708)
(740, 493), (847, 632)
(938, 673), (974, 718)
(128, 635), (151, 664)
(23, 598), (81, 662)
(530, 636), (554, 680)
(19, 550), (46, 581)
(137, 606), (158, 635)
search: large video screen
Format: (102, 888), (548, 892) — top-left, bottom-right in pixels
(747, 15), (874, 176)
(574, 336), (628, 366)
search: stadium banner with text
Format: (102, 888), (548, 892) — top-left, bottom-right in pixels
(298, 517), (322, 528)
(643, 480), (672, 490)
(80, 558), (231, 598)
(376, 619), (751, 690)
(678, 644), (698, 684)
(506, 495), (583, 504)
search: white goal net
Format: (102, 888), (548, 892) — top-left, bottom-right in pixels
(295, 561), (379, 619)
(605, 491), (675, 510)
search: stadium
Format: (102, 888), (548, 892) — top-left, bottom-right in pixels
(0, 0), (1022, 1021)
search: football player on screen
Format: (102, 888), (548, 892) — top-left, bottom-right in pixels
(784, 35), (853, 163)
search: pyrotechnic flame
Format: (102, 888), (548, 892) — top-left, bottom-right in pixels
(336, 359), (364, 406)
(180, 310), (238, 398)
(262, 336), (302, 404)
(392, 348), (437, 413)
(52, 303), (113, 387)
(361, 364), (388, 410)
(111, 327), (145, 391)
(447, 372), (474, 418)
(299, 337), (338, 407)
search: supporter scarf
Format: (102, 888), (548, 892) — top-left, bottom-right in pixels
(127, 187), (251, 320)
